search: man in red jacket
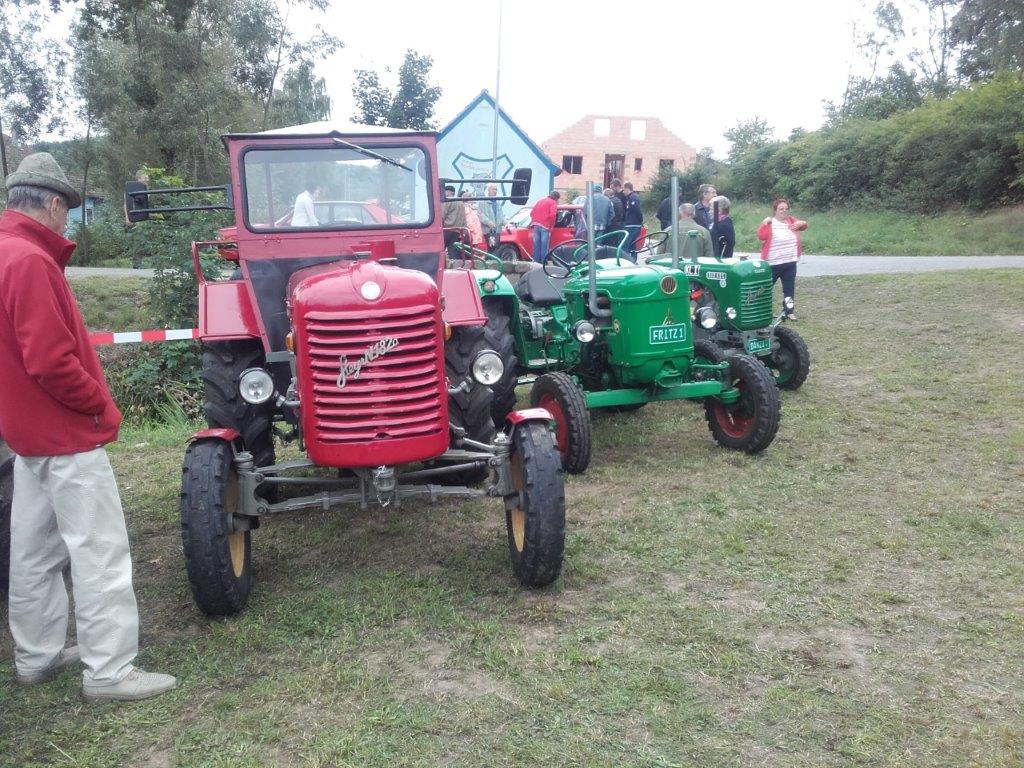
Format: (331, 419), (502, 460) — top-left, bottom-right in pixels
(1, 153), (175, 702)
(529, 190), (560, 263)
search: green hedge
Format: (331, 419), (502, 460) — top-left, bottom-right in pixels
(728, 74), (1024, 212)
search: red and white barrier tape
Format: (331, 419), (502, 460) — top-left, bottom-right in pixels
(90, 328), (199, 346)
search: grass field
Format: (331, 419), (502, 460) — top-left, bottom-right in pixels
(645, 203), (1024, 256)
(3, 269), (1024, 767)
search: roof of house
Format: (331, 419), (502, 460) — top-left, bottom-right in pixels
(438, 90), (560, 174)
(542, 114), (695, 151)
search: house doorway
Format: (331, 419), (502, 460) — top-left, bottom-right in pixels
(604, 154), (625, 188)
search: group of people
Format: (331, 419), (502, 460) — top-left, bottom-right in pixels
(441, 184), (506, 255)
(660, 184), (807, 321)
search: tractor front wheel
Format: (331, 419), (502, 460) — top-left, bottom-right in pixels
(705, 355), (781, 454)
(181, 439), (252, 616)
(530, 372), (592, 474)
(693, 339), (727, 364)
(769, 324), (811, 390)
(0, 449), (12, 592)
(505, 421), (566, 587)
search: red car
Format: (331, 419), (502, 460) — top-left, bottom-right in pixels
(492, 204), (646, 262)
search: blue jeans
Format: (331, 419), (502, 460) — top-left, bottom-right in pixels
(771, 261), (797, 314)
(531, 225), (551, 264)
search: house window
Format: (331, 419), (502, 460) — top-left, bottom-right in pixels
(562, 155), (583, 174)
(594, 118), (610, 136)
(634, 157), (643, 172)
(659, 159), (674, 170)
(630, 120), (647, 140)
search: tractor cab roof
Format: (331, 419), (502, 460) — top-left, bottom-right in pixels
(221, 121), (435, 148)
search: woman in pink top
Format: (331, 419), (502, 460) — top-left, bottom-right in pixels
(757, 198), (808, 321)
(461, 191), (485, 250)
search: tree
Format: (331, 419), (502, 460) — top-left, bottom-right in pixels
(952, 0), (1024, 80)
(724, 117), (775, 164)
(826, 62), (924, 124)
(269, 62), (331, 128)
(352, 49), (442, 130)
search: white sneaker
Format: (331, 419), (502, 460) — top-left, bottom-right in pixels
(16, 645), (81, 686)
(82, 667), (177, 703)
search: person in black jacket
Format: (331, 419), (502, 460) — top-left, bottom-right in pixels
(694, 183), (717, 230)
(604, 186), (624, 236)
(709, 195), (736, 259)
(656, 188), (681, 231)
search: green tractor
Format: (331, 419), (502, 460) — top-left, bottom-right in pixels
(649, 225), (810, 391)
(452, 194), (781, 475)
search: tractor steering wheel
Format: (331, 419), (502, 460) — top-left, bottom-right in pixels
(633, 230), (669, 258)
(542, 238), (589, 278)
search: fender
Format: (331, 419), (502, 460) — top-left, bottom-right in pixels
(198, 279), (261, 341)
(440, 268), (486, 326)
(506, 407), (554, 426)
(189, 427), (240, 443)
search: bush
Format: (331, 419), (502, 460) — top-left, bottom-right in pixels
(727, 74), (1024, 212)
(99, 342), (203, 423)
(69, 213), (132, 267)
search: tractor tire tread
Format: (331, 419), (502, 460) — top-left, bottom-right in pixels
(482, 297), (520, 424)
(201, 341), (275, 468)
(772, 324), (811, 390)
(507, 422), (565, 587)
(530, 372), (592, 474)
(704, 354), (781, 454)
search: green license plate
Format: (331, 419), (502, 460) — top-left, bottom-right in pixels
(649, 324), (688, 344)
(746, 337), (771, 353)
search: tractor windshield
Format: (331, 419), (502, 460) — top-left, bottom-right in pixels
(242, 145), (431, 232)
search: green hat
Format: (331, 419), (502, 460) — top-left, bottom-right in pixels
(5, 152), (82, 209)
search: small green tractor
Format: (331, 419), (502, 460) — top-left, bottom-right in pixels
(649, 227), (810, 391)
(452, 190), (781, 475)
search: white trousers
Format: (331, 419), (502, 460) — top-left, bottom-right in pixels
(8, 447), (138, 684)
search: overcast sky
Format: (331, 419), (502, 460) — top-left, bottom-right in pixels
(300, 0), (884, 157)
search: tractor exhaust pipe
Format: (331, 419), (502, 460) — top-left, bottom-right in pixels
(585, 181), (611, 318)
(670, 175), (680, 270)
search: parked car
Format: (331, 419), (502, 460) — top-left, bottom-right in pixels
(492, 204), (646, 261)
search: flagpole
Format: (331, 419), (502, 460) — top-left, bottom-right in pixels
(491, 0), (504, 178)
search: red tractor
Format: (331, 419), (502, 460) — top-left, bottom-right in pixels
(125, 124), (566, 616)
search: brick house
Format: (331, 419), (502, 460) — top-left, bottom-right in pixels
(541, 115), (697, 194)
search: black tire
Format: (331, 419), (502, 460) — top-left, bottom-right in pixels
(506, 422), (565, 587)
(482, 297), (519, 425)
(704, 354), (781, 454)
(0, 449), (12, 593)
(693, 339), (727, 364)
(769, 324), (810, 391)
(181, 439), (252, 616)
(202, 341), (275, 469)
(530, 372), (592, 474)
(445, 325), (497, 484)
(493, 244), (520, 262)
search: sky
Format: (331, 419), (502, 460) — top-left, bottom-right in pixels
(297, 0), (880, 158)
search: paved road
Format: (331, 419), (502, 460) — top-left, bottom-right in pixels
(67, 255), (1024, 282)
(734, 253), (1024, 276)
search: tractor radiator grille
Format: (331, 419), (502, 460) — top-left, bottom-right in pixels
(303, 305), (446, 444)
(738, 280), (774, 328)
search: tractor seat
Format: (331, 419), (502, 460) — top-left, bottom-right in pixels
(515, 266), (568, 307)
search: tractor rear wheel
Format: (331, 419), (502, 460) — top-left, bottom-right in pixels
(493, 244), (520, 262)
(530, 372), (591, 474)
(505, 421), (565, 587)
(181, 439), (252, 616)
(704, 354), (780, 454)
(482, 297), (520, 425)
(0, 449), (12, 592)
(446, 325), (497, 484)
(769, 325), (810, 390)
(202, 341), (276, 469)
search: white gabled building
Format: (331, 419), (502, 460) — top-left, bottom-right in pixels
(436, 90), (560, 219)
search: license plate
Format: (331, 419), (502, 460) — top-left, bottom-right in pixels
(649, 324), (688, 344)
(746, 337), (771, 353)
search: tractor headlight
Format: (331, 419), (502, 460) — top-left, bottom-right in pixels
(239, 368), (274, 405)
(573, 320), (597, 343)
(360, 280), (382, 300)
(472, 351), (504, 386)
(696, 307), (718, 330)
(725, 307), (738, 320)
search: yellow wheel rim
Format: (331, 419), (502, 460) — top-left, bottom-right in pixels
(226, 470), (246, 578)
(510, 451), (525, 552)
